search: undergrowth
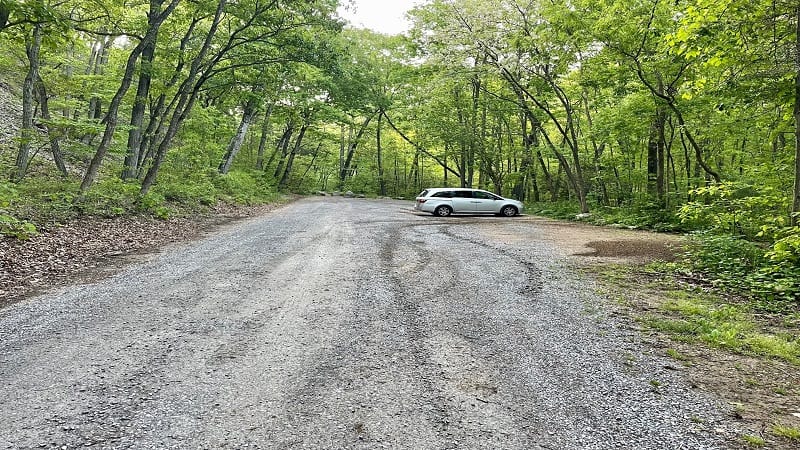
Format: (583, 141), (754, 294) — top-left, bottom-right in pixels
(1, 169), (280, 237)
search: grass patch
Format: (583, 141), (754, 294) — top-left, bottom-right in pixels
(741, 434), (766, 447)
(598, 268), (800, 365)
(644, 293), (799, 363)
(772, 424), (800, 440)
(666, 348), (690, 362)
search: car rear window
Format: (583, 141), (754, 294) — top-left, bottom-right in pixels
(418, 190), (429, 197)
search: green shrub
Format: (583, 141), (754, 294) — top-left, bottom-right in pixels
(683, 231), (799, 309)
(0, 214), (38, 239)
(0, 181), (19, 207)
(678, 183), (788, 239)
(685, 232), (765, 281)
(77, 178), (140, 216)
(155, 177), (217, 205)
(212, 170), (277, 205)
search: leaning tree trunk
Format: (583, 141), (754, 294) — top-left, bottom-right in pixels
(278, 123), (308, 190)
(272, 122), (295, 179)
(122, 31), (157, 180)
(255, 103), (274, 170)
(14, 23), (42, 181)
(36, 75), (68, 176)
(219, 99), (258, 174)
(793, 3), (800, 226)
(340, 111), (377, 183)
(376, 111), (386, 196)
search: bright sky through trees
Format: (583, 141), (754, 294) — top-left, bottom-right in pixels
(337, 0), (420, 35)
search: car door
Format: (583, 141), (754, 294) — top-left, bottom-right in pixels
(451, 190), (475, 212)
(473, 190), (501, 213)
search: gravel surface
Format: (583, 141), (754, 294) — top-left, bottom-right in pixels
(0, 197), (742, 449)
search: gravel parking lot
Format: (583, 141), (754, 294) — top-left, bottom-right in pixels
(0, 197), (741, 449)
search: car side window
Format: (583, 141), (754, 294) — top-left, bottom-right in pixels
(474, 191), (500, 200)
(432, 191), (453, 198)
(454, 191), (472, 198)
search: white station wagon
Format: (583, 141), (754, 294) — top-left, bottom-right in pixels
(414, 188), (524, 217)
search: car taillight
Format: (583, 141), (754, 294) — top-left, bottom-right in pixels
(417, 199), (427, 203)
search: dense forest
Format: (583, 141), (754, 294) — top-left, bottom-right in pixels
(1, 0), (799, 305)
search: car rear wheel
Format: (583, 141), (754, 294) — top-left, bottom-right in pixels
(500, 205), (518, 217)
(434, 205), (453, 217)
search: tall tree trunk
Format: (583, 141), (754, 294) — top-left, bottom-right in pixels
(410, 151), (420, 189)
(582, 89), (609, 206)
(136, 93), (166, 177)
(647, 113), (660, 197)
(657, 106), (666, 202)
(376, 111), (386, 196)
(84, 36), (112, 128)
(646, 82), (667, 204)
(278, 123), (308, 190)
(36, 75), (68, 176)
(793, 3), (800, 226)
(272, 122), (295, 179)
(340, 111), (377, 183)
(632, 59), (720, 184)
(255, 103), (274, 170)
(219, 99), (258, 174)
(298, 144), (320, 188)
(122, 28), (157, 180)
(468, 74), (482, 188)
(14, 23), (42, 181)
(137, 16), (199, 178)
(513, 112), (535, 201)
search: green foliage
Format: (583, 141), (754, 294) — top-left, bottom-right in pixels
(76, 178), (140, 216)
(683, 231), (799, 307)
(530, 201), (686, 232)
(678, 183), (789, 239)
(526, 201), (582, 220)
(138, 192), (170, 219)
(0, 181), (18, 207)
(212, 171), (278, 205)
(155, 175), (218, 206)
(0, 213), (38, 239)
(684, 232), (764, 283)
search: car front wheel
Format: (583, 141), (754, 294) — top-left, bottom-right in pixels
(434, 205), (453, 217)
(500, 205), (518, 217)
